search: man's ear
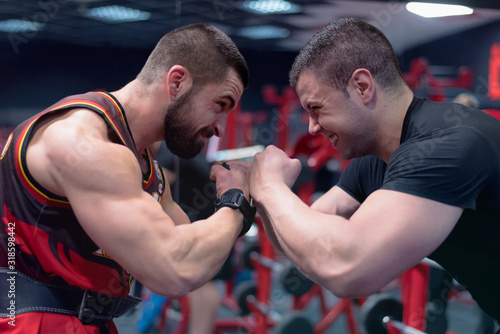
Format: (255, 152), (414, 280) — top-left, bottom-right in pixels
(165, 65), (193, 98)
(349, 68), (375, 105)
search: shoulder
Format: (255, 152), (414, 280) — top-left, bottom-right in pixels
(342, 155), (386, 181)
(27, 108), (141, 197)
(41, 109), (115, 164)
(384, 126), (496, 209)
(392, 125), (494, 168)
(337, 155), (386, 202)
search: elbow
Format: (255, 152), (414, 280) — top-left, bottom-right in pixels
(149, 284), (191, 299)
(327, 277), (381, 299)
(141, 271), (196, 299)
(145, 233), (203, 297)
(304, 262), (381, 299)
(134, 254), (201, 298)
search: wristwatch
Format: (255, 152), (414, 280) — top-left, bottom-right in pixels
(215, 188), (256, 237)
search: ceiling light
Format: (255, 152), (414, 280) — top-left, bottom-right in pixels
(86, 5), (151, 23)
(0, 20), (44, 33)
(0, 19), (43, 33)
(237, 25), (290, 39)
(406, 2), (473, 18)
(241, 0), (301, 14)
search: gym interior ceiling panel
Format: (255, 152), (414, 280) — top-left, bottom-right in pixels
(1, 0), (500, 53)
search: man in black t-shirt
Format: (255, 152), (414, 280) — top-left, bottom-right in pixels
(248, 18), (500, 325)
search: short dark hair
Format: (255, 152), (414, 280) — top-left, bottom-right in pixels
(138, 23), (249, 89)
(289, 18), (405, 94)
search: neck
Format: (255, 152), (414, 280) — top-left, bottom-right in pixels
(111, 80), (166, 154)
(374, 87), (414, 163)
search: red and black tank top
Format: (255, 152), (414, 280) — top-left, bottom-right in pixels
(0, 91), (165, 297)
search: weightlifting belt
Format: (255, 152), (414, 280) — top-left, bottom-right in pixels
(0, 268), (141, 324)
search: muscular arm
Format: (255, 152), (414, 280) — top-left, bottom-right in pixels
(257, 185), (360, 253)
(27, 110), (242, 297)
(310, 185), (361, 218)
(250, 146), (462, 298)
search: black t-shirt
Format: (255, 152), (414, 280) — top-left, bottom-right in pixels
(337, 97), (500, 320)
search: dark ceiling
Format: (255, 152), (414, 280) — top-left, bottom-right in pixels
(1, 0), (500, 52)
(0, 0), (327, 51)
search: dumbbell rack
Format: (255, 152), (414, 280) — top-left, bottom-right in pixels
(291, 286), (360, 333)
(402, 57), (474, 102)
(387, 264), (430, 333)
(218, 215), (359, 334)
(211, 215), (276, 334)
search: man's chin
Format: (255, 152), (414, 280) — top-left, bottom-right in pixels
(166, 142), (204, 160)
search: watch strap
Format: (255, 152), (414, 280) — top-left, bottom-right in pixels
(215, 189), (256, 237)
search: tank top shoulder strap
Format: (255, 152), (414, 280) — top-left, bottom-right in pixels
(10, 91), (139, 207)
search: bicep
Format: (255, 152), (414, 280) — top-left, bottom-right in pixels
(347, 189), (463, 291)
(311, 185), (361, 218)
(42, 122), (178, 278)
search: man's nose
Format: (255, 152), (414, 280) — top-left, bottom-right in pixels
(213, 120), (225, 138)
(309, 117), (321, 135)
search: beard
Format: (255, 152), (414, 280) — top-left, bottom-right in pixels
(163, 86), (214, 159)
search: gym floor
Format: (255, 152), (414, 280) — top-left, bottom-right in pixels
(115, 280), (485, 334)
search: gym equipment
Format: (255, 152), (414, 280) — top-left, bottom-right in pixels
(263, 86), (360, 334)
(392, 263), (430, 333)
(402, 57), (474, 103)
(360, 294), (429, 334)
(289, 278), (360, 334)
(233, 280), (257, 315)
(383, 318), (427, 334)
(279, 263), (314, 296)
(157, 297), (190, 334)
(136, 290), (169, 333)
(211, 145), (265, 162)
(484, 109), (500, 121)
(213, 215), (319, 334)
(360, 294), (403, 334)
(283, 123), (359, 334)
(262, 85), (301, 152)
(243, 295), (315, 334)
(241, 240), (261, 270)
(289, 132), (350, 208)
(267, 311), (314, 334)
(490, 44), (500, 100)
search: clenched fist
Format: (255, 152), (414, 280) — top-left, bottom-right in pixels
(249, 145), (302, 204)
(210, 160), (250, 200)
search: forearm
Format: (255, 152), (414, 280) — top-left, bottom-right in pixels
(259, 185), (359, 254)
(255, 183), (357, 294)
(255, 206), (284, 253)
(311, 186), (360, 219)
